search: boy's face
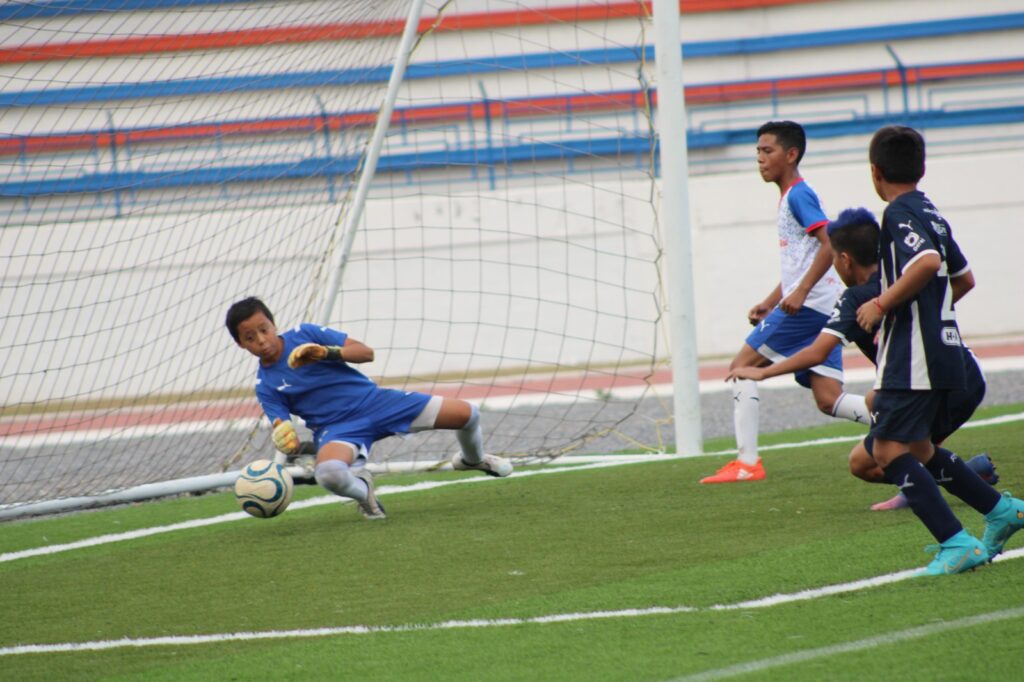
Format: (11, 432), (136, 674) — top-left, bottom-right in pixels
(831, 249), (857, 287)
(235, 311), (282, 365)
(756, 133), (796, 184)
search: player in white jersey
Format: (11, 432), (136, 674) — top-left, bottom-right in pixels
(702, 121), (869, 484)
(227, 297), (513, 520)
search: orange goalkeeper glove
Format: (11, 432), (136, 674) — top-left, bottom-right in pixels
(271, 418), (300, 455)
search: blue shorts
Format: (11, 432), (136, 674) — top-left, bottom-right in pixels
(313, 388), (432, 458)
(745, 307), (843, 388)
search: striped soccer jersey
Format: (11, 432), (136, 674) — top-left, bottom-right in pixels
(875, 191), (969, 391)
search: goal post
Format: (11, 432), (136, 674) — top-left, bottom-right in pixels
(0, 0), (701, 515)
(652, 0), (703, 456)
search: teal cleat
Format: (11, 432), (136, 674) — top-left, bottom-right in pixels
(982, 492), (1024, 559)
(921, 529), (988, 576)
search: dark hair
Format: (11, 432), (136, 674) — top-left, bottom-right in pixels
(226, 297), (274, 342)
(827, 207), (880, 267)
(869, 125), (925, 183)
(757, 120), (807, 165)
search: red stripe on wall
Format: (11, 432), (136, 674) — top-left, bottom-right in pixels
(0, 0), (821, 64)
(3, 58), (1020, 158)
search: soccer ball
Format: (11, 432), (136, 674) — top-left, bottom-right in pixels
(234, 459), (294, 518)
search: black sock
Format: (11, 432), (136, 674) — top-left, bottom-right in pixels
(883, 453), (962, 543)
(925, 447), (1001, 515)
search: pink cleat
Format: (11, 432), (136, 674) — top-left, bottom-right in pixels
(870, 492), (909, 511)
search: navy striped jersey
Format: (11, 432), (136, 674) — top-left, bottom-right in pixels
(875, 191), (969, 390)
(822, 272), (880, 362)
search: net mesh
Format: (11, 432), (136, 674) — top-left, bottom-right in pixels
(0, 0), (670, 507)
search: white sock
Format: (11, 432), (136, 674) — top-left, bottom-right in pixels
(831, 392), (869, 425)
(733, 379), (760, 466)
(314, 460), (368, 502)
(457, 405), (484, 465)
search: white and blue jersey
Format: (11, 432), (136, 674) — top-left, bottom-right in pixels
(254, 323), (431, 452)
(875, 191), (969, 391)
(777, 179), (842, 316)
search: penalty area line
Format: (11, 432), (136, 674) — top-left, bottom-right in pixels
(3, 548), (1022, 657)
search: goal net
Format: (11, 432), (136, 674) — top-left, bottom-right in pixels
(0, 0), (670, 511)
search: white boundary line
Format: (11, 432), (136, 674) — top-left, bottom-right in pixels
(669, 605), (1024, 682)
(2, 548), (1021, 657)
(3, 411), (1021, 566)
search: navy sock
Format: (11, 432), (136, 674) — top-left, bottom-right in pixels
(883, 453), (962, 543)
(924, 447), (1001, 515)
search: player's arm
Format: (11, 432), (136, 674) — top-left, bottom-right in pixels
(288, 335), (375, 368)
(726, 332), (841, 382)
(255, 384), (300, 457)
(749, 284), (782, 325)
(856, 251), (941, 331)
(780, 226), (833, 314)
(951, 269), (974, 304)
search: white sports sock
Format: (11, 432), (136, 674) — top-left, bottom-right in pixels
(457, 405), (484, 465)
(314, 460), (368, 502)
(732, 379), (760, 466)
(831, 392), (869, 425)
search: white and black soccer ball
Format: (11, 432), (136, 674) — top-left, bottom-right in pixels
(234, 459), (294, 518)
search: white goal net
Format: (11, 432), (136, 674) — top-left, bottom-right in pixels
(0, 0), (671, 510)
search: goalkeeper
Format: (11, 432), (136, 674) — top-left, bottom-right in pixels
(226, 297), (513, 520)
(726, 208), (999, 509)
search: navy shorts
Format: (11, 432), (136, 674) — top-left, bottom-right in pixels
(313, 388), (432, 458)
(868, 389), (948, 445)
(745, 306), (843, 388)
(864, 354), (985, 455)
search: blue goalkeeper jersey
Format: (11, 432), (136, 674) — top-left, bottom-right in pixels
(876, 191), (969, 391)
(253, 323), (381, 430)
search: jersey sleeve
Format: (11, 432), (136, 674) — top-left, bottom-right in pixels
(945, 232), (969, 278)
(883, 209), (940, 274)
(255, 375), (291, 424)
(787, 183), (829, 233)
(823, 285), (874, 346)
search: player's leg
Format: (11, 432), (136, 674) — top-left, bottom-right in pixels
(871, 390), (986, 574)
(314, 436), (386, 519)
(700, 343), (767, 484)
(411, 396), (513, 477)
(806, 342), (869, 424)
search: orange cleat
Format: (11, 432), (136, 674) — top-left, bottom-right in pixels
(700, 458), (766, 484)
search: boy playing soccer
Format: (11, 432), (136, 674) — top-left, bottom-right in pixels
(226, 297), (513, 520)
(727, 207), (999, 510)
(853, 126), (1024, 573)
(702, 121), (868, 484)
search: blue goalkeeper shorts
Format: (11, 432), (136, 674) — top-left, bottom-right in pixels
(745, 306), (843, 388)
(313, 388), (432, 458)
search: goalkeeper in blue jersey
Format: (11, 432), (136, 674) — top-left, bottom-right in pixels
(226, 297), (513, 520)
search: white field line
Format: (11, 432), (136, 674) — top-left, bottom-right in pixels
(3, 411), (1021, 565)
(3, 547), (1021, 658)
(669, 605), (1024, 682)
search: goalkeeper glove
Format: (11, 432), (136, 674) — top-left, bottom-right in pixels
(288, 342), (344, 368)
(271, 418), (300, 455)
